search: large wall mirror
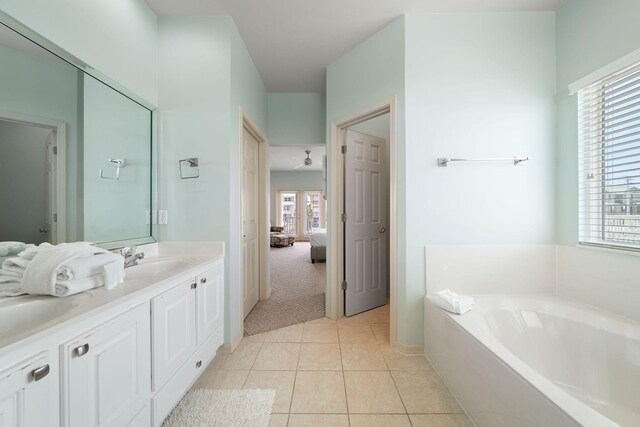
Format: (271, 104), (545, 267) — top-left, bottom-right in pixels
(0, 13), (155, 248)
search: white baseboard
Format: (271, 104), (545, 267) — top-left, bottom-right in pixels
(392, 340), (424, 356)
(218, 329), (243, 354)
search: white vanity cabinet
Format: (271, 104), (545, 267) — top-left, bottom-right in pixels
(61, 303), (151, 427)
(151, 279), (197, 390)
(196, 262), (224, 344)
(0, 352), (56, 427)
(0, 244), (225, 427)
(151, 260), (224, 426)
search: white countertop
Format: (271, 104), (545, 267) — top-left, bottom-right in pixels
(0, 241), (224, 355)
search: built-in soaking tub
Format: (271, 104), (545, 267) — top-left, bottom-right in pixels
(424, 295), (640, 427)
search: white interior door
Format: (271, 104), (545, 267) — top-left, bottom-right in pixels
(0, 120), (51, 243)
(242, 128), (260, 318)
(344, 130), (388, 316)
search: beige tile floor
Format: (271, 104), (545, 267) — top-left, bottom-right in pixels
(193, 304), (472, 427)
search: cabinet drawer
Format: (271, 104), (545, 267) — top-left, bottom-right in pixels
(152, 325), (223, 427)
(152, 278), (197, 391)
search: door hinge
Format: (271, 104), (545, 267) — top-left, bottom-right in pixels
(341, 145), (347, 154)
(341, 280), (347, 290)
(53, 214), (57, 222)
(53, 146), (58, 155)
(341, 213), (347, 222)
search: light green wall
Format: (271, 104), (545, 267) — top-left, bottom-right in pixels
(270, 171), (323, 224)
(326, 16), (407, 341)
(158, 16), (267, 344)
(328, 13), (556, 346)
(556, 0), (640, 246)
(267, 93), (325, 146)
(404, 13), (556, 345)
(0, 0), (158, 105)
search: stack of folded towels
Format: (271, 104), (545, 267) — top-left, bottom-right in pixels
(0, 241), (125, 298)
(432, 289), (474, 315)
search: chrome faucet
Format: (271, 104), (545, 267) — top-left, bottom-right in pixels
(121, 245), (145, 268)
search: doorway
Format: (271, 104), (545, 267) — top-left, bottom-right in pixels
(242, 145), (327, 336)
(240, 112), (269, 323)
(0, 114), (66, 244)
(328, 98), (399, 349)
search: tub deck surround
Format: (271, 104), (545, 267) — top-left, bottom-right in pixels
(424, 295), (640, 427)
(0, 241), (224, 354)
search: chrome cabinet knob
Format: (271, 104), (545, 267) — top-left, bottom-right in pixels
(31, 364), (50, 381)
(379, 227), (386, 234)
(73, 343), (90, 357)
(196, 360), (202, 368)
(200, 277), (207, 284)
(39, 228), (49, 233)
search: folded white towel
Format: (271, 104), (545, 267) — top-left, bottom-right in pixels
(56, 252), (124, 281)
(0, 241), (27, 257)
(55, 274), (105, 297)
(22, 244), (110, 297)
(432, 289), (474, 315)
(0, 275), (24, 297)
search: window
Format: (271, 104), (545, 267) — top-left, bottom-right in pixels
(577, 61), (640, 251)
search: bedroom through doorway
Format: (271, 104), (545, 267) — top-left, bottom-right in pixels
(243, 145), (327, 336)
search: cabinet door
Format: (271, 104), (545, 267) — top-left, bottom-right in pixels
(152, 279), (196, 390)
(62, 303), (150, 427)
(0, 353), (55, 427)
(196, 262), (224, 344)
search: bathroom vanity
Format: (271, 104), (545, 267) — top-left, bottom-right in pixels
(0, 242), (225, 427)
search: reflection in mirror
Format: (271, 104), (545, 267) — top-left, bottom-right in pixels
(0, 20), (154, 247)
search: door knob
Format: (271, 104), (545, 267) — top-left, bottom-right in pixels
(379, 227), (386, 233)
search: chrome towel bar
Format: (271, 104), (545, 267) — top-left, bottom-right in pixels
(437, 157), (529, 167)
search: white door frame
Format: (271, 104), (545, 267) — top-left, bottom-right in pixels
(239, 108), (271, 312)
(328, 97), (398, 349)
(0, 110), (66, 243)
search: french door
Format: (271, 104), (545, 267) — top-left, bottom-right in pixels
(278, 190), (325, 240)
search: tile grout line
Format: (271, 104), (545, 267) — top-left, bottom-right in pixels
(337, 324), (351, 427)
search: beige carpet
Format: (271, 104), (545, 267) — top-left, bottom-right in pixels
(243, 242), (325, 336)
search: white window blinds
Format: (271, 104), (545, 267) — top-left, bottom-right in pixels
(578, 61), (640, 251)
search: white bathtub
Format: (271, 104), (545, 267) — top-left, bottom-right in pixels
(424, 295), (640, 427)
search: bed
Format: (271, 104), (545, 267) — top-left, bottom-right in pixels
(309, 229), (327, 263)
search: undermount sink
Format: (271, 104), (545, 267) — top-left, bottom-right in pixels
(0, 293), (91, 338)
(124, 257), (190, 281)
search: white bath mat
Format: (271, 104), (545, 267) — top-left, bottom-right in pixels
(163, 388), (276, 427)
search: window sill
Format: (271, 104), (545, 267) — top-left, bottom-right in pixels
(575, 243), (640, 258)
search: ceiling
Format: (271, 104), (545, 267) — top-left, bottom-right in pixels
(270, 145), (325, 171)
(145, 0), (565, 93)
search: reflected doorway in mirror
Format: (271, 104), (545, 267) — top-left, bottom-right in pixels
(0, 112), (66, 245)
